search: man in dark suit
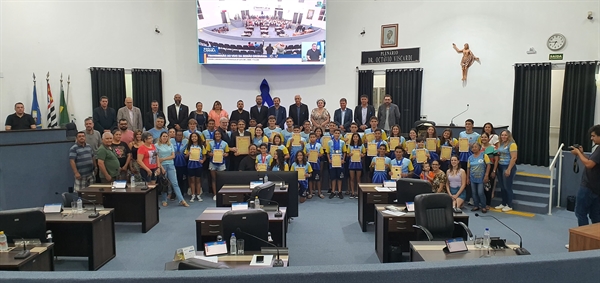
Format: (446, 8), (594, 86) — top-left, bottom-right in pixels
(230, 100), (250, 126)
(354, 94), (376, 132)
(377, 94), (401, 133)
(143, 100), (165, 131)
(167, 93), (189, 130)
(250, 95), (269, 127)
(92, 96), (117, 133)
(268, 97), (287, 129)
(333, 98), (354, 132)
(288, 94), (309, 127)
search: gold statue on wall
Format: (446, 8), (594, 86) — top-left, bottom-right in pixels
(453, 43), (480, 81)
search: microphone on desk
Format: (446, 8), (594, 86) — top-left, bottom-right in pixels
(79, 197), (99, 218)
(8, 234), (31, 259)
(475, 213), (530, 255)
(235, 228), (284, 267)
(259, 198), (283, 218)
(449, 104), (469, 127)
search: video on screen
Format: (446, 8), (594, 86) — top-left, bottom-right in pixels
(197, 0), (326, 65)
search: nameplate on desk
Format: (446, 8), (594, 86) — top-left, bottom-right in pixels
(174, 246), (196, 261)
(112, 181), (127, 188)
(231, 203), (249, 210)
(405, 202), (415, 212)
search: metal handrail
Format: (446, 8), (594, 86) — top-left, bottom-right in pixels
(548, 143), (564, 215)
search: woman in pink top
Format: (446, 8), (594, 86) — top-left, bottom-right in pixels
(208, 101), (228, 122)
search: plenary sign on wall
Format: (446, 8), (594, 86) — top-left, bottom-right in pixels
(361, 47), (420, 64)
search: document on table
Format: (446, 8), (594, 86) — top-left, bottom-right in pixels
(416, 149), (427, 163)
(426, 138), (437, 151)
(459, 138), (469, 152)
(213, 149), (224, 163)
(236, 136), (251, 155)
(382, 210), (406, 216)
(441, 146), (452, 160)
(367, 143), (377, 157)
(292, 133), (301, 146)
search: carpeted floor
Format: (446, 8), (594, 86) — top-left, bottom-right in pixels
(53, 192), (577, 271)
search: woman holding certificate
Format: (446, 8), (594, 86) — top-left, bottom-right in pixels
(403, 129), (418, 159)
(494, 130), (518, 212)
(370, 144), (391, 183)
(270, 149), (289, 171)
(156, 132), (189, 207)
(291, 151), (312, 203)
(255, 143), (272, 171)
(388, 125), (405, 159)
(439, 128), (458, 173)
(185, 133), (206, 202)
(446, 156), (467, 208)
(347, 133), (365, 198)
(207, 130), (229, 200)
(327, 129), (346, 199)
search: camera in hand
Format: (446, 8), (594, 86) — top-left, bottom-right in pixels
(562, 144), (580, 151)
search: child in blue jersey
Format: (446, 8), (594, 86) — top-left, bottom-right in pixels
(364, 116), (388, 143)
(389, 146), (414, 180)
(207, 130), (229, 200)
(202, 119), (217, 147)
(458, 119), (480, 204)
(388, 125), (406, 159)
(439, 128), (458, 172)
(270, 134), (290, 160)
(410, 137), (431, 178)
(301, 120), (312, 141)
(306, 133), (324, 199)
(425, 126), (441, 162)
(467, 143), (491, 213)
(264, 115), (282, 143)
(270, 149), (289, 171)
(255, 143), (272, 171)
(347, 133), (365, 198)
(286, 125), (306, 163)
(328, 129), (346, 199)
(370, 144), (391, 183)
(291, 151), (312, 203)
(281, 117), (294, 144)
(184, 132), (206, 202)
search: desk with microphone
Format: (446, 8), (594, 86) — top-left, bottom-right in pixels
(236, 228), (285, 267)
(475, 213), (530, 255)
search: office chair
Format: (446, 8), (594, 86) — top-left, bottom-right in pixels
(62, 192), (78, 207)
(413, 120), (436, 137)
(0, 208), (47, 243)
(222, 209), (269, 252)
(412, 193), (472, 241)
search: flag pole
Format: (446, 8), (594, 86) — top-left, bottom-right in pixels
(67, 75), (73, 123)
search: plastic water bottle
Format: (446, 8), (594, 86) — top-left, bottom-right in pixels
(264, 174), (269, 183)
(230, 233), (237, 255)
(77, 197), (83, 213)
(267, 232), (273, 243)
(130, 174), (136, 188)
(483, 228), (491, 249)
(0, 231), (8, 251)
(255, 196), (260, 209)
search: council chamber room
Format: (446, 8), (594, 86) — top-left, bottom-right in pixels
(1, 0), (599, 282)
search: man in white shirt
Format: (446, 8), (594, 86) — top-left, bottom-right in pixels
(353, 95), (375, 132)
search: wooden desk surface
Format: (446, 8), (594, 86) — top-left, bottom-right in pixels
(569, 223), (600, 240)
(357, 183), (382, 192)
(569, 223), (600, 252)
(374, 204), (469, 220)
(196, 207), (287, 222)
(221, 184), (288, 193)
(0, 243), (54, 269)
(410, 241), (518, 262)
(80, 183), (157, 194)
(45, 208), (114, 223)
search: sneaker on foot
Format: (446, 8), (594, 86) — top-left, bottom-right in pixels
(501, 206), (513, 212)
(329, 192), (336, 199)
(495, 204), (505, 209)
(197, 195), (203, 202)
(213, 195), (217, 201)
(190, 195), (195, 203)
(339, 193), (344, 199)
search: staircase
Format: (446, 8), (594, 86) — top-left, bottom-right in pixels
(490, 169), (555, 215)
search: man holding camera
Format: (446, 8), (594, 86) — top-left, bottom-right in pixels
(570, 124), (600, 226)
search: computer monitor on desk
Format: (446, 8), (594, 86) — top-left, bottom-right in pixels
(250, 181), (275, 201)
(396, 179), (432, 204)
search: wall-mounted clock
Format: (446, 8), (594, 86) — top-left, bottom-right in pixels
(547, 33), (566, 51)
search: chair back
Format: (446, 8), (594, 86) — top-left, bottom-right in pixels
(62, 192), (78, 207)
(414, 193), (454, 240)
(222, 209), (269, 251)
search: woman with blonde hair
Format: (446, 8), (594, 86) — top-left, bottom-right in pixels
(156, 132), (189, 207)
(495, 130), (518, 212)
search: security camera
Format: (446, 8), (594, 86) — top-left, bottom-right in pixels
(588, 11), (593, 20)
(360, 29), (365, 36)
(155, 28), (161, 34)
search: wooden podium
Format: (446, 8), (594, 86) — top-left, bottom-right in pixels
(569, 223), (600, 252)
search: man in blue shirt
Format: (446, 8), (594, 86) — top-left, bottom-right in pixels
(334, 98), (353, 132)
(148, 117), (168, 142)
(69, 132), (95, 191)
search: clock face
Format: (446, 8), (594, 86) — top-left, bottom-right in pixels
(547, 34), (566, 51)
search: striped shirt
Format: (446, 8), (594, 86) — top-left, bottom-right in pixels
(69, 143), (94, 176)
